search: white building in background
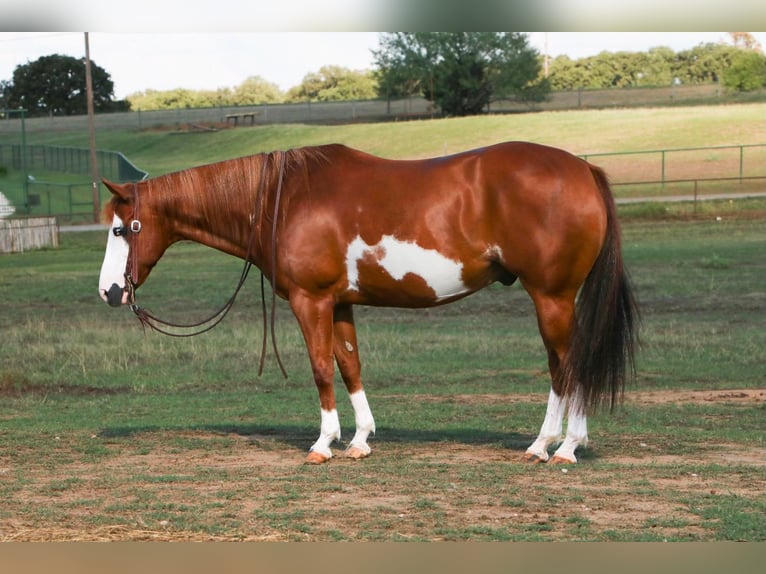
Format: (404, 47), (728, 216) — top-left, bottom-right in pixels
(0, 192), (15, 218)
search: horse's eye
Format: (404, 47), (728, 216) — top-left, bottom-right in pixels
(112, 226), (126, 237)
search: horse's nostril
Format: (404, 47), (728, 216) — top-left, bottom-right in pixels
(106, 283), (124, 307)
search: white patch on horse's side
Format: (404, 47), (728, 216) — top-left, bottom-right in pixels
(345, 234), (467, 301)
(345, 236), (368, 292)
(98, 215), (129, 302)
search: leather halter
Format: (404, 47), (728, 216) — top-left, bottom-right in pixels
(121, 152), (289, 378)
(111, 183), (142, 307)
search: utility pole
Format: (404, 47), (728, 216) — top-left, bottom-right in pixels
(84, 32), (100, 223)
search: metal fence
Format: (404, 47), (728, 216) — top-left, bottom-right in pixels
(0, 143), (762, 224)
(0, 144), (148, 223)
(0, 144), (147, 182)
(581, 143), (766, 185)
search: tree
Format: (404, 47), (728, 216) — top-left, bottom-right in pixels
(0, 80), (11, 112)
(286, 66), (377, 102)
(126, 78), (286, 111)
(722, 50), (766, 91)
(2, 54), (121, 116)
(728, 32), (763, 52)
(636, 47), (675, 86)
(232, 76), (284, 105)
(373, 33), (547, 116)
(674, 43), (739, 84)
(547, 43), (755, 90)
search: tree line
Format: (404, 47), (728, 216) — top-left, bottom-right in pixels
(546, 40), (765, 91)
(1, 33), (763, 118)
(125, 66), (378, 112)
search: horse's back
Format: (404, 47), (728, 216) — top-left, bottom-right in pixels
(281, 142), (608, 306)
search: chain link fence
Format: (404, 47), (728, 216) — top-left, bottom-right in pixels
(0, 144), (147, 181)
(0, 144), (147, 223)
(0, 84), (750, 135)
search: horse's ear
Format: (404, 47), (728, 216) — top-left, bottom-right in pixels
(102, 179), (133, 201)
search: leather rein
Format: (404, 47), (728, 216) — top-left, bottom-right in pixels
(118, 151), (289, 378)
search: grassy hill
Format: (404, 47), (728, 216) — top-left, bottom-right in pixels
(22, 103), (766, 177)
(1, 102), (762, 220)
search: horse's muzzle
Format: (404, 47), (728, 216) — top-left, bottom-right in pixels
(105, 283), (126, 307)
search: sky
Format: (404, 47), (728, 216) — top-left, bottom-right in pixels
(1, 31), (764, 100)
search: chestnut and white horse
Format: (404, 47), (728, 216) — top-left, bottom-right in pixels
(99, 142), (638, 464)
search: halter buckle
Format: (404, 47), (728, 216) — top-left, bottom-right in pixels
(130, 220), (142, 233)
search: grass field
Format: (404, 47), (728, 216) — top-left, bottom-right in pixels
(0, 103), (763, 220)
(0, 209), (763, 541)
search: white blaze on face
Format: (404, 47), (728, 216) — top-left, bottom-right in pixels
(345, 234), (467, 301)
(98, 214), (130, 303)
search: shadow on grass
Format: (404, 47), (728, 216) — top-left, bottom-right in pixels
(99, 422), (540, 455)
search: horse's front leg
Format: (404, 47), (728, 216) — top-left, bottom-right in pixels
(289, 291), (340, 464)
(333, 304), (375, 460)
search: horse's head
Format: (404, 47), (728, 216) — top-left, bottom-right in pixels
(98, 179), (170, 307)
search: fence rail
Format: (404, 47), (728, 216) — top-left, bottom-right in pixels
(0, 141), (763, 222)
(581, 144), (766, 185)
(0, 144), (148, 182)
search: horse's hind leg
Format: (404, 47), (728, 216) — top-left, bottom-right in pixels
(522, 290), (588, 464)
(333, 304), (376, 459)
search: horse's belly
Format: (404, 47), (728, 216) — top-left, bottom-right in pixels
(342, 234), (481, 306)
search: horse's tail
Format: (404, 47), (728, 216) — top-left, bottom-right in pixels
(563, 165), (640, 412)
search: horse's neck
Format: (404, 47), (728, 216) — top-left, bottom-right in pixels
(165, 160), (266, 262)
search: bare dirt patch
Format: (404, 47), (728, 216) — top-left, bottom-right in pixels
(1, 388), (763, 542)
(628, 388), (765, 405)
(380, 388), (765, 406)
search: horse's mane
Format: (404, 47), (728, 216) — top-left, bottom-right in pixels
(143, 145), (334, 232)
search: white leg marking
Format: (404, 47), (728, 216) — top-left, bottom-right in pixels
(526, 387), (566, 462)
(309, 409), (341, 459)
(348, 390), (376, 455)
(552, 391), (588, 463)
(98, 215), (129, 302)
(345, 234), (468, 301)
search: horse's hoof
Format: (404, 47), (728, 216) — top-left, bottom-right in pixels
(521, 452), (548, 464)
(305, 450), (331, 465)
(345, 445), (371, 460)
(549, 455), (576, 465)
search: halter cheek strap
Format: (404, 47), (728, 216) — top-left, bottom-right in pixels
(124, 183), (141, 307)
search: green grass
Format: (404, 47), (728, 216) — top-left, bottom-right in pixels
(1, 103), (764, 540)
(1, 103), (763, 218)
(0, 215), (763, 541)
(21, 103), (764, 172)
